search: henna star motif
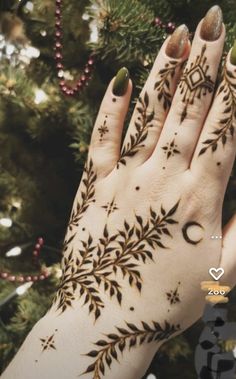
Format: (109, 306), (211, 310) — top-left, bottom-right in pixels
(179, 44), (214, 122)
(166, 282), (181, 305)
(82, 320), (180, 379)
(162, 139), (180, 159)
(40, 334), (56, 352)
(101, 198), (119, 216)
(98, 118), (109, 142)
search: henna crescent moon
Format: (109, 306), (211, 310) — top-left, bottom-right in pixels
(182, 221), (204, 245)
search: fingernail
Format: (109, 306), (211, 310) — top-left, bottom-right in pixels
(112, 67), (129, 96)
(200, 5), (223, 41)
(230, 40), (236, 65)
(165, 24), (189, 59)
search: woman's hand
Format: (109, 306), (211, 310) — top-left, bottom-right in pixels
(2, 5), (236, 379)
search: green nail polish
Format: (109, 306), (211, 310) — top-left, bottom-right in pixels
(112, 67), (129, 96)
(230, 40), (236, 65)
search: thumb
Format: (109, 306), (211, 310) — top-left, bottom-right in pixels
(220, 214), (236, 288)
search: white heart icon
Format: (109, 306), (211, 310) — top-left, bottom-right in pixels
(209, 267), (224, 281)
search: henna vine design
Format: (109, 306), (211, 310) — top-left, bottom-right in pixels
(162, 139), (180, 159)
(67, 159), (97, 234)
(117, 92), (154, 168)
(98, 117), (109, 142)
(154, 59), (180, 111)
(53, 201), (179, 319)
(166, 282), (181, 305)
(101, 198), (119, 216)
(82, 320), (180, 379)
(40, 332), (57, 352)
(199, 67), (236, 156)
(179, 44), (214, 123)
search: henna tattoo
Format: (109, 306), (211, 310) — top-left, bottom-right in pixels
(98, 118), (109, 142)
(162, 139), (180, 159)
(199, 67), (236, 156)
(135, 186), (140, 191)
(101, 198), (119, 216)
(179, 45), (214, 122)
(67, 159), (97, 234)
(82, 320), (180, 379)
(166, 282), (181, 305)
(54, 201), (179, 319)
(182, 221), (204, 245)
(40, 333), (57, 352)
(117, 92), (154, 168)
(154, 60), (180, 111)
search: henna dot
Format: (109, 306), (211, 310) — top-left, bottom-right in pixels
(130, 307), (134, 311)
(93, 199), (96, 202)
(82, 227), (86, 231)
(112, 98), (116, 102)
(174, 132), (178, 136)
(162, 167), (166, 170)
(135, 186), (140, 191)
(217, 162), (221, 166)
(55, 329), (58, 332)
(35, 360), (38, 363)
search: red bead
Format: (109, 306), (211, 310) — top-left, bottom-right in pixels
(33, 275), (39, 281)
(57, 63), (64, 70)
(39, 274), (45, 280)
(38, 237), (44, 245)
(88, 59), (94, 66)
(84, 67), (90, 74)
(55, 8), (61, 16)
(1, 272), (8, 278)
(16, 276), (24, 282)
(55, 20), (61, 28)
(55, 31), (61, 38)
(35, 244), (41, 250)
(76, 81), (82, 89)
(33, 250), (39, 257)
(56, 0), (62, 4)
(26, 276), (32, 282)
(59, 80), (65, 86)
(81, 75), (86, 82)
(8, 275), (16, 282)
(55, 42), (62, 49)
(55, 53), (62, 60)
(61, 85), (68, 92)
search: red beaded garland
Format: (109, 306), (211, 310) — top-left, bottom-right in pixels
(54, 0), (95, 96)
(0, 237), (50, 283)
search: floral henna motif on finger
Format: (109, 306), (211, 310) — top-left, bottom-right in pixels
(117, 92), (154, 168)
(154, 59), (182, 111)
(179, 44), (214, 123)
(199, 66), (236, 156)
(53, 201), (180, 320)
(82, 320), (180, 379)
(67, 159), (97, 233)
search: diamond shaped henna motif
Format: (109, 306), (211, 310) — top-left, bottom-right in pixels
(179, 44), (214, 122)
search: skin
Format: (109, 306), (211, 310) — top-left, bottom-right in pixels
(2, 14), (236, 379)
